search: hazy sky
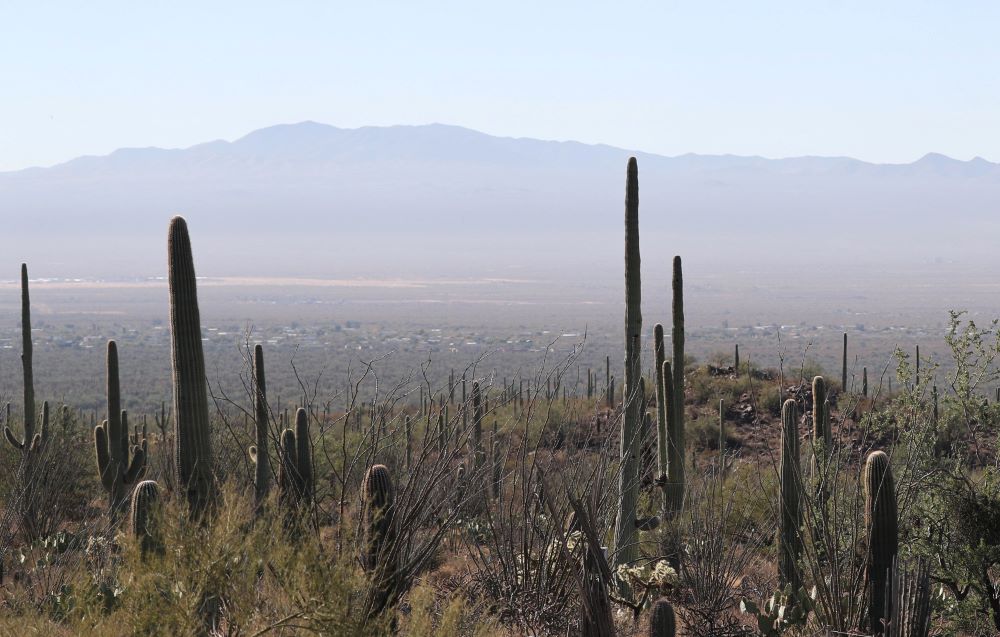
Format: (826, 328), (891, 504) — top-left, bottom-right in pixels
(2, 1), (997, 171)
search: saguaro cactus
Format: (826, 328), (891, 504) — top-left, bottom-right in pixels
(888, 559), (931, 637)
(842, 333), (848, 392)
(671, 256), (685, 450)
(361, 464), (398, 617)
(649, 598), (676, 637)
(248, 344), (271, 511)
(864, 450), (898, 635)
(778, 399), (801, 591)
(810, 377), (831, 486)
(168, 216), (214, 516)
(653, 324), (668, 491)
(130, 479), (162, 556)
(472, 381), (485, 470)
(5, 264), (42, 453)
(614, 156), (643, 579)
(95, 340), (146, 515)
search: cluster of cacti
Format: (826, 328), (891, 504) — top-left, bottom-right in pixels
(278, 407), (314, 518)
(94, 340), (147, 516)
(613, 156), (642, 578)
(864, 450), (898, 635)
(168, 216), (215, 517)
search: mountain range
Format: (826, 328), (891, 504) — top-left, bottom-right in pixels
(2, 122), (998, 278)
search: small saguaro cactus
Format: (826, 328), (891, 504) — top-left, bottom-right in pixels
(648, 598), (676, 637)
(778, 399), (802, 592)
(662, 360), (684, 515)
(842, 333), (848, 392)
(130, 479), (162, 556)
(95, 340), (146, 516)
(864, 450), (898, 635)
(247, 344), (271, 511)
(168, 216), (214, 516)
(361, 464), (398, 618)
(278, 428), (300, 518)
(277, 408), (313, 513)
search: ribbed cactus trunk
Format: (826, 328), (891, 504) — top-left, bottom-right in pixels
(614, 156), (642, 580)
(168, 216), (214, 517)
(734, 343), (740, 375)
(810, 376), (832, 492)
(864, 450), (898, 635)
(778, 399), (801, 591)
(648, 598), (676, 637)
(888, 558), (931, 637)
(95, 340), (146, 516)
(249, 344), (271, 511)
(361, 464), (398, 620)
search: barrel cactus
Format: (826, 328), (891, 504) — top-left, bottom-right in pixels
(168, 216), (214, 516)
(864, 450), (898, 635)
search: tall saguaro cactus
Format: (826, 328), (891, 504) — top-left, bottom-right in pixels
(842, 333), (848, 391)
(864, 450), (898, 635)
(653, 325), (668, 489)
(472, 381), (485, 470)
(671, 256), (685, 470)
(248, 344), (271, 511)
(778, 399), (801, 591)
(614, 156), (642, 578)
(168, 216), (214, 516)
(95, 340), (146, 515)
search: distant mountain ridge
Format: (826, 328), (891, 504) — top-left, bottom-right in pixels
(1, 122), (998, 277)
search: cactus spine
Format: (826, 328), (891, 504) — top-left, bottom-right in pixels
(361, 464), (398, 618)
(168, 216), (214, 516)
(95, 340), (146, 516)
(649, 598), (676, 637)
(778, 399), (801, 591)
(864, 450), (898, 635)
(614, 156), (642, 579)
(130, 479), (162, 556)
(248, 344), (271, 511)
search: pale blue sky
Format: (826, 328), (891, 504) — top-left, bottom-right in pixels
(1, 1), (997, 171)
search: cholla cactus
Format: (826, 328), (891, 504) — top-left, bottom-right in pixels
(95, 340), (146, 516)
